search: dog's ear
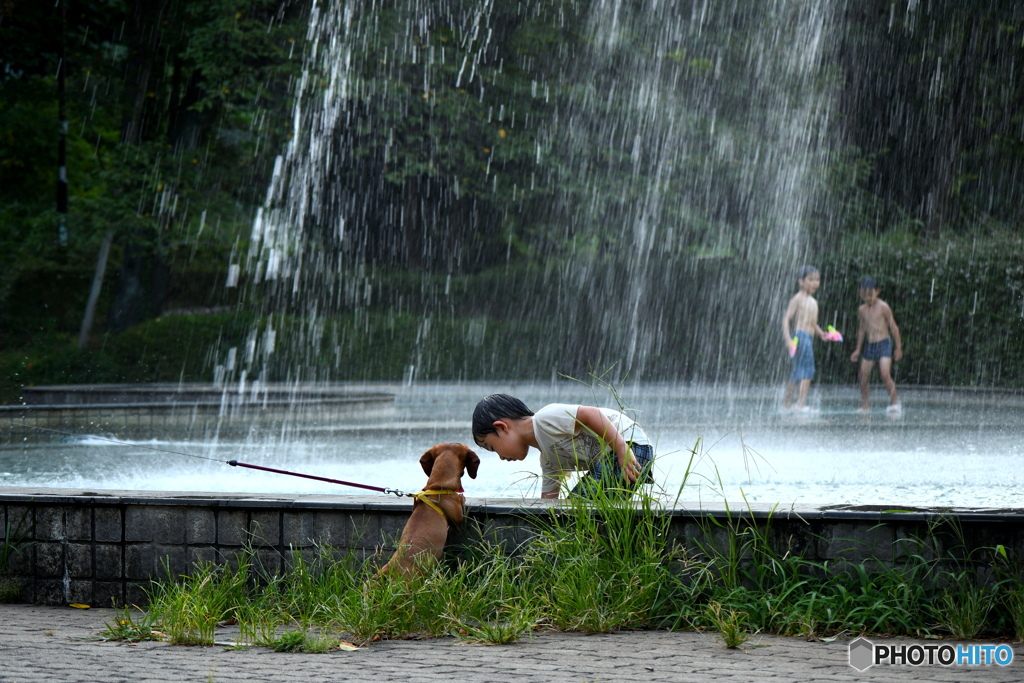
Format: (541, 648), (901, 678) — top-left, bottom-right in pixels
(420, 446), (440, 476)
(463, 446), (480, 479)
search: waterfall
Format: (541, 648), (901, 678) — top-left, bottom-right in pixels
(222, 0), (837, 388)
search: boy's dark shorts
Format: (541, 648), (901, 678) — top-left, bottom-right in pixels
(862, 338), (892, 362)
(571, 444), (655, 498)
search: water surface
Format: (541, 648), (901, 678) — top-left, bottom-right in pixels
(3, 383), (1021, 508)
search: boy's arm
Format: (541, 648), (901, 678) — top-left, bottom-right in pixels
(850, 306), (866, 361)
(886, 305), (903, 361)
(782, 296), (797, 345)
(541, 475), (562, 499)
(575, 406), (642, 483)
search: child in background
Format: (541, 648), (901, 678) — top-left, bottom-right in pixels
(782, 265), (830, 412)
(471, 393), (654, 499)
(850, 277), (903, 413)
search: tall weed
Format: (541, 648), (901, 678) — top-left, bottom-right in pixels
(135, 440), (1024, 647)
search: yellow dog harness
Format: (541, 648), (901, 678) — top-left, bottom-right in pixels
(409, 489), (462, 520)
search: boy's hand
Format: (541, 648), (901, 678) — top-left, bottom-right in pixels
(620, 450), (642, 483)
(850, 350), (860, 362)
(787, 337), (798, 358)
(894, 348), (903, 361)
(823, 326), (843, 342)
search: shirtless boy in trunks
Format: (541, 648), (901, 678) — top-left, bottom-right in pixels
(782, 265), (828, 411)
(850, 277), (903, 413)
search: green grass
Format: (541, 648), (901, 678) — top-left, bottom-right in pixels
(147, 558), (249, 646)
(0, 513), (34, 603)
(706, 601), (750, 648)
(99, 604), (161, 643)
(122, 471), (1024, 651)
(1005, 586), (1024, 643)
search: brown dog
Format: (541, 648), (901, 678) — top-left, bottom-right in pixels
(379, 443), (479, 577)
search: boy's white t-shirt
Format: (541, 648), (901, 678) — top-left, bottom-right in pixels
(532, 403), (651, 497)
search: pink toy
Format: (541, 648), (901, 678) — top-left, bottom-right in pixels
(788, 336), (798, 357)
(823, 325), (844, 342)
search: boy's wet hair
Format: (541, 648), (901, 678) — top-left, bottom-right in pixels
(796, 265), (818, 283)
(859, 276), (878, 290)
(472, 393), (534, 440)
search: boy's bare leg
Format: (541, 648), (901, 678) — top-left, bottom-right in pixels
(878, 357), (898, 406)
(782, 381), (796, 409)
(796, 379), (811, 409)
(856, 359), (874, 412)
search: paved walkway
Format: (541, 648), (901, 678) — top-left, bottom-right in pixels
(0, 603), (1021, 682)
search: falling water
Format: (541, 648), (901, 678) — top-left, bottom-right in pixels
(224, 0), (838, 391)
(558, 0), (835, 380)
(6, 2), (1024, 509)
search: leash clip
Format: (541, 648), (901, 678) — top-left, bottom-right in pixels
(384, 488), (406, 497)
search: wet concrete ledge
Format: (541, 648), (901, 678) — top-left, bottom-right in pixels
(2, 486), (1023, 607)
(18, 383), (395, 405)
(0, 384), (397, 439)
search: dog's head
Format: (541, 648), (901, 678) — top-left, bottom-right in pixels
(419, 442), (480, 480)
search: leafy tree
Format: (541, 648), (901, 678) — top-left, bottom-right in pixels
(2, 0), (1023, 389)
(837, 0), (1024, 236)
(0, 0), (306, 334)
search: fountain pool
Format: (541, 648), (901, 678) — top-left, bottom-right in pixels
(3, 382), (1022, 509)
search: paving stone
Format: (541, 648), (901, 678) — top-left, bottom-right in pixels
(0, 604), (1021, 683)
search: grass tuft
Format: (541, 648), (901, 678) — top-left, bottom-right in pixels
(132, 449), (1024, 649)
(99, 603), (161, 643)
(706, 601), (750, 649)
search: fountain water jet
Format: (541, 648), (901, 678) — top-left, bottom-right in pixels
(227, 0), (840, 388)
(11, 2), (1018, 511)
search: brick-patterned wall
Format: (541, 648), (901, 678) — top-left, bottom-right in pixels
(2, 488), (1022, 606)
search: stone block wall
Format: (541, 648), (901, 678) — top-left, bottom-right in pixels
(2, 488), (1023, 606)
(0, 491), (415, 606)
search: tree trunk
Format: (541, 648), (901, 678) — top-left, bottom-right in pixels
(108, 241), (145, 333)
(121, 0), (173, 143)
(78, 231), (115, 348)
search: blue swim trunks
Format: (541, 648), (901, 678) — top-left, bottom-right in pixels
(862, 338), (892, 361)
(789, 330), (815, 382)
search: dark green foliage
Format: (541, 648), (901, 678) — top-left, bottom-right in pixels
(0, 312), (254, 403)
(0, 512), (33, 602)
(4, 224), (1023, 404)
(0, 0), (305, 330)
(1, 1), (1023, 393)
(815, 229), (1024, 388)
(835, 2), (1024, 234)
